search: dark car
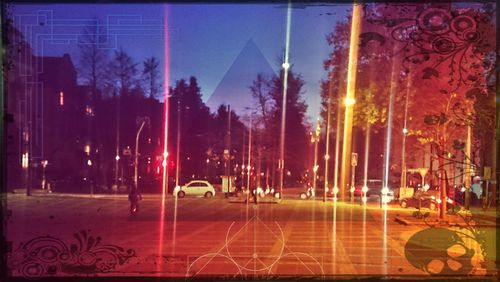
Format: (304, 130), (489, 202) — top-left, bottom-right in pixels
(400, 187), (457, 211)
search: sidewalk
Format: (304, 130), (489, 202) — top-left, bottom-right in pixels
(394, 207), (498, 228)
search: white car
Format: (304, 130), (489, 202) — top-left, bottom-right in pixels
(175, 180), (216, 198)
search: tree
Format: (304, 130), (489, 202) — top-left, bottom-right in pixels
(250, 73), (275, 188)
(78, 22), (110, 188)
(78, 22), (109, 101)
(321, 15), (393, 187)
(169, 77), (213, 182)
(209, 105), (246, 178)
(107, 49), (138, 95)
(267, 67), (309, 183)
(142, 56), (161, 99)
(363, 3), (497, 213)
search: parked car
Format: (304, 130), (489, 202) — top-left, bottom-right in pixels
(174, 180), (216, 198)
(400, 187), (457, 211)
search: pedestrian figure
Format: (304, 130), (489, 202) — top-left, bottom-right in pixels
(128, 185), (141, 215)
(251, 186), (258, 205)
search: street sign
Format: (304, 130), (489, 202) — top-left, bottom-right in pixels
(483, 166), (491, 180)
(351, 152), (358, 166)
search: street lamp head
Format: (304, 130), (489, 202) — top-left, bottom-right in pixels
(343, 97), (356, 107)
(332, 186), (339, 195)
(115, 155), (120, 161)
(362, 186), (368, 193)
(402, 128), (408, 134)
(282, 62), (290, 69)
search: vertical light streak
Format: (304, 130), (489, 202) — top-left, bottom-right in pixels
(324, 76), (333, 202)
(332, 199), (337, 273)
(400, 70), (411, 189)
(175, 100), (181, 187)
(382, 204), (388, 275)
(172, 194), (178, 256)
(383, 50), (397, 193)
(278, 0), (292, 199)
(464, 115), (472, 210)
(362, 205), (367, 274)
(158, 5), (170, 274)
(362, 121), (370, 203)
(115, 91), (120, 189)
(333, 97), (342, 199)
(247, 115), (252, 191)
(313, 119), (320, 196)
(339, 4), (362, 200)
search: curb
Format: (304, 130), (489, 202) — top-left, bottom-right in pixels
(394, 216), (497, 228)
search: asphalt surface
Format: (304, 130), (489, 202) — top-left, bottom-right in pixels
(4, 190), (498, 279)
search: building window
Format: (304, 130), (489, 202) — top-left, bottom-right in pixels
(84, 145), (91, 155)
(59, 91), (64, 106)
(85, 105), (94, 116)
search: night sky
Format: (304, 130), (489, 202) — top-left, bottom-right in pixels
(11, 3), (350, 123)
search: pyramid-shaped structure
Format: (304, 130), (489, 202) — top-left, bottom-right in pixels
(207, 39), (277, 116)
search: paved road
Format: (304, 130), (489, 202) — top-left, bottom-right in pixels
(4, 192), (498, 279)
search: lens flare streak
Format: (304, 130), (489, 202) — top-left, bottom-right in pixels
(157, 4), (170, 275)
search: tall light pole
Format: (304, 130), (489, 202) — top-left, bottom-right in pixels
(324, 94), (333, 202)
(382, 45), (398, 206)
(134, 117), (148, 191)
(312, 119), (320, 197)
(114, 90), (121, 190)
(401, 67), (412, 191)
(333, 96), (342, 199)
(227, 105), (232, 180)
(175, 100), (181, 187)
(247, 114), (253, 191)
(339, 4), (362, 200)
(464, 107), (472, 210)
(279, 1), (292, 200)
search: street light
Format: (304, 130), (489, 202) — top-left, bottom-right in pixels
(311, 119), (320, 198)
(134, 117), (149, 192)
(278, 2), (292, 200)
(175, 100), (181, 188)
(244, 108), (254, 196)
(339, 3), (362, 201)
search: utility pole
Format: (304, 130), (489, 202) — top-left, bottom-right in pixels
(333, 96), (342, 199)
(279, 1), (292, 200)
(134, 118), (147, 191)
(114, 90), (120, 190)
(175, 100), (181, 187)
(401, 71), (411, 190)
(464, 119), (472, 210)
(339, 4), (362, 200)
(312, 119), (320, 197)
(324, 94), (332, 202)
(228, 105), (232, 182)
(247, 115), (253, 191)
